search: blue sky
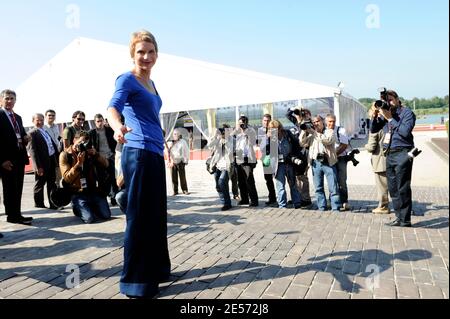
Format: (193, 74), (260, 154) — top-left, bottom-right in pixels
(0, 0), (448, 99)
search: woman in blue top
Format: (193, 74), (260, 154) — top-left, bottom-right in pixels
(107, 30), (170, 298)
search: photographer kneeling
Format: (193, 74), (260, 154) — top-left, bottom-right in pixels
(299, 115), (341, 212)
(59, 131), (112, 224)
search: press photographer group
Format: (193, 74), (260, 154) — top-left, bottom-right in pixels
(201, 86), (421, 228)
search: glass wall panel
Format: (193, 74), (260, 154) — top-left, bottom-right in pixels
(273, 100), (299, 128)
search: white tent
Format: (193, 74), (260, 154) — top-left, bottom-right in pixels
(15, 37), (346, 127)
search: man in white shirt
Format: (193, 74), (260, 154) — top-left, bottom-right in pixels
(28, 113), (60, 209)
(44, 109), (62, 186)
(168, 129), (190, 195)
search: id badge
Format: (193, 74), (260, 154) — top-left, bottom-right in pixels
(278, 154), (284, 163)
(383, 132), (391, 145)
(80, 178), (88, 189)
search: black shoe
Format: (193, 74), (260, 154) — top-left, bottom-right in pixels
(221, 205), (232, 211)
(49, 205), (63, 210)
(265, 200), (277, 206)
(385, 219), (412, 227)
(294, 204), (302, 209)
(35, 204), (46, 209)
(249, 202), (259, 207)
(300, 200), (312, 208)
(110, 198), (118, 206)
(7, 216), (33, 225)
(238, 200), (249, 206)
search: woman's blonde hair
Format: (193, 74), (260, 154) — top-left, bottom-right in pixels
(268, 120), (283, 130)
(129, 30), (158, 58)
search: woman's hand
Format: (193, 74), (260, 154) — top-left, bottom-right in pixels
(114, 125), (133, 144)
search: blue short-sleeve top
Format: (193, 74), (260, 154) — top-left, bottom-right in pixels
(108, 71), (164, 156)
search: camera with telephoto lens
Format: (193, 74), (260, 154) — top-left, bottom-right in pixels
(345, 149), (360, 166)
(375, 87), (391, 111)
(287, 107), (309, 126)
(293, 108), (307, 118)
(299, 120), (314, 131)
(76, 141), (91, 153)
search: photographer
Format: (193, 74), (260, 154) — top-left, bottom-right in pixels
(59, 131), (111, 224)
(207, 124), (234, 211)
(258, 114), (277, 206)
(299, 115), (341, 212)
(370, 89), (416, 227)
(232, 115), (259, 207)
(326, 114), (351, 211)
(287, 106), (313, 207)
(265, 120), (302, 209)
(167, 129), (190, 196)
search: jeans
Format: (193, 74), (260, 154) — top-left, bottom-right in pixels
(311, 160), (341, 211)
(72, 193), (111, 224)
(214, 169), (231, 206)
(386, 149), (413, 223)
(336, 157), (349, 204)
(275, 163), (301, 208)
(115, 188), (128, 213)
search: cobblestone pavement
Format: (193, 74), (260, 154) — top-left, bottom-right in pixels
(0, 136), (448, 299)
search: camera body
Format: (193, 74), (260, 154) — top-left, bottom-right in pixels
(293, 108), (307, 118)
(287, 107), (309, 126)
(300, 120), (314, 131)
(316, 153), (328, 165)
(240, 123), (248, 130)
(290, 156), (303, 166)
(374, 99), (390, 111)
(345, 149), (360, 166)
(408, 147), (422, 159)
(76, 141), (91, 153)
(375, 87), (391, 111)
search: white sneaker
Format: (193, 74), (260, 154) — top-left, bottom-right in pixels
(372, 207), (390, 214)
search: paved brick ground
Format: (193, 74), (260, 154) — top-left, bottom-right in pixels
(0, 135), (448, 299)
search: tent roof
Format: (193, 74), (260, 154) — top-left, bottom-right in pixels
(16, 37), (341, 126)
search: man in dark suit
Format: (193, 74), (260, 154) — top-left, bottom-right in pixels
(27, 113), (59, 209)
(0, 89), (33, 225)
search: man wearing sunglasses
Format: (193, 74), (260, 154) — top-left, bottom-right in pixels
(62, 111), (86, 150)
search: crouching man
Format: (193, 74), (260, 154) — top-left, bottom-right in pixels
(59, 131), (111, 224)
